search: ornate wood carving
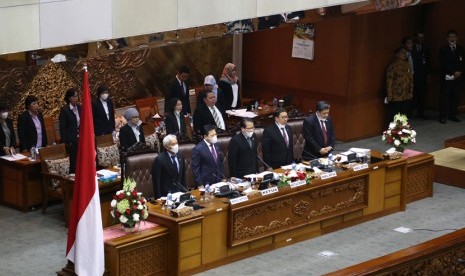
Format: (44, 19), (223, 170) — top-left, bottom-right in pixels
(407, 161), (433, 199)
(230, 176), (369, 246)
(119, 239), (167, 275)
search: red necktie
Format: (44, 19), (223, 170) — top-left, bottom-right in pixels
(281, 128), (288, 146)
(210, 144), (217, 161)
(321, 120), (328, 145)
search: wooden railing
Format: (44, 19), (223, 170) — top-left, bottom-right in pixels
(325, 228), (465, 275)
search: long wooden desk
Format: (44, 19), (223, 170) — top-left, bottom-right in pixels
(0, 157), (42, 211)
(147, 151), (427, 275)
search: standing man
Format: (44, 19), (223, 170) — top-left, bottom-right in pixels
(438, 30), (465, 124)
(386, 47), (413, 123)
(228, 118), (258, 178)
(166, 66), (191, 115)
(17, 95), (48, 152)
(412, 32), (431, 119)
(59, 88), (81, 174)
(262, 109), (294, 169)
(302, 101), (335, 160)
(191, 125), (225, 186)
(151, 134), (186, 199)
(92, 84), (116, 136)
(193, 91), (226, 135)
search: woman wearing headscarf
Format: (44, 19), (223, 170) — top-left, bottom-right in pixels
(218, 63), (241, 110)
(119, 108), (145, 152)
(0, 103), (16, 156)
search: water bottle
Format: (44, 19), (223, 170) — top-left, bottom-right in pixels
(30, 147), (36, 160)
(291, 162), (296, 171)
(255, 101), (259, 110)
(205, 183), (211, 202)
(167, 191), (172, 209)
(327, 153), (334, 171)
(273, 98), (278, 108)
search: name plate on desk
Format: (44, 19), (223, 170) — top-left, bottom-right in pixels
(353, 163), (369, 171)
(320, 172), (337, 180)
(289, 180), (306, 188)
(260, 186), (279, 196)
(230, 196), (249, 205)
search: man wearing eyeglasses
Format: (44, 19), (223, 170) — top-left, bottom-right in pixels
(262, 109), (294, 169)
(302, 101), (335, 160)
(228, 118), (258, 178)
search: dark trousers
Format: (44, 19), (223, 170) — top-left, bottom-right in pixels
(387, 100), (410, 125)
(413, 74), (428, 116)
(67, 142), (78, 174)
(439, 80), (462, 120)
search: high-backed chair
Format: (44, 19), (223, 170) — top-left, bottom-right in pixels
(135, 96), (159, 120)
(143, 123), (160, 152)
(178, 142), (196, 189)
(123, 152), (158, 198)
(217, 136), (232, 178)
(288, 119), (304, 160)
(38, 143), (69, 215)
(44, 117), (57, 145)
(96, 134), (119, 168)
(254, 127), (265, 172)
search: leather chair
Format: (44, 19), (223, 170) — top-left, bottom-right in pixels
(124, 152), (158, 198)
(287, 119), (304, 160)
(253, 127), (265, 172)
(178, 142), (196, 189)
(216, 136), (231, 178)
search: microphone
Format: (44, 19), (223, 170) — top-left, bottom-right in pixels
(301, 148), (320, 161)
(173, 180), (189, 193)
(256, 154), (273, 170)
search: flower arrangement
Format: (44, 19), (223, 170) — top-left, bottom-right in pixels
(277, 170), (311, 188)
(111, 178), (149, 229)
(382, 113), (417, 152)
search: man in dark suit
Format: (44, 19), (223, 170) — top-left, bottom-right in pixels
(228, 118), (258, 178)
(59, 88), (81, 173)
(193, 91), (226, 135)
(165, 66), (191, 115)
(302, 101), (336, 160)
(438, 30), (465, 124)
(262, 109), (294, 169)
(17, 95), (48, 152)
(151, 134), (186, 199)
(192, 125), (225, 186)
(92, 84), (115, 136)
(412, 32), (431, 119)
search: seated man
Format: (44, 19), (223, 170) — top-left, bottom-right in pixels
(192, 124), (225, 186)
(228, 118), (258, 178)
(193, 91), (226, 136)
(151, 134), (186, 198)
(262, 109), (294, 169)
(302, 101), (335, 160)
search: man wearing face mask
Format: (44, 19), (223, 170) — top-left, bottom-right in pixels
(262, 109), (294, 169)
(192, 124), (225, 186)
(119, 108), (145, 152)
(59, 88), (82, 174)
(228, 118), (258, 178)
(92, 84), (116, 136)
(0, 103), (16, 156)
(302, 101), (336, 160)
(17, 95), (48, 152)
(151, 134), (186, 198)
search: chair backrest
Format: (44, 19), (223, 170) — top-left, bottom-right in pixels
(217, 136), (231, 178)
(254, 127), (265, 172)
(135, 96), (159, 119)
(39, 143), (69, 188)
(124, 152), (158, 198)
(43, 117), (57, 145)
(287, 119), (304, 160)
(96, 134), (119, 168)
(96, 134), (115, 147)
(39, 143), (67, 162)
(178, 142), (195, 188)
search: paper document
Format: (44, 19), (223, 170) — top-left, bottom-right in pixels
(0, 153), (28, 161)
(96, 169), (119, 177)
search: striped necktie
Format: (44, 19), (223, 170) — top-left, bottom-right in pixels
(211, 107), (222, 129)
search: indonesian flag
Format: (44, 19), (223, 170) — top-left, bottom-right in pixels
(66, 67), (104, 275)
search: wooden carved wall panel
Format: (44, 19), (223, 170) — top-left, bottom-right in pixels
(230, 176), (369, 246)
(407, 162), (433, 199)
(119, 238), (167, 276)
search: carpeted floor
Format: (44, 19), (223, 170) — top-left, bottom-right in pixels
(0, 110), (464, 276)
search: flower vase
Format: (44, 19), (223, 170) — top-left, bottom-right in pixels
(395, 146), (405, 153)
(121, 223), (139, 233)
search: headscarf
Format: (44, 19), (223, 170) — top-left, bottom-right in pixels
(123, 108), (140, 127)
(204, 75), (218, 97)
(220, 63), (238, 84)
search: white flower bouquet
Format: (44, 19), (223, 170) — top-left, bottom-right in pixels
(382, 113), (416, 152)
(110, 178), (149, 229)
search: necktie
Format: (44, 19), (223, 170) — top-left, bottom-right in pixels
(247, 137), (252, 148)
(171, 155), (178, 173)
(321, 120), (328, 145)
(281, 127), (288, 146)
(180, 81), (185, 95)
(210, 144), (217, 161)
(452, 45), (456, 52)
(211, 107), (222, 129)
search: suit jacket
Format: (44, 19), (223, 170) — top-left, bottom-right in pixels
(59, 104), (81, 144)
(262, 123), (294, 169)
(411, 43), (430, 77)
(0, 118), (16, 155)
(164, 112), (187, 135)
(228, 133), (258, 178)
(193, 104), (226, 135)
(303, 114), (336, 159)
(17, 111), (48, 152)
(92, 98), (115, 136)
(192, 140), (224, 186)
(439, 44), (465, 80)
(119, 124), (146, 152)
(166, 78), (191, 114)
(152, 151), (186, 198)
(218, 80), (241, 110)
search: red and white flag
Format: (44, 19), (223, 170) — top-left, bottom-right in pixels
(66, 67), (104, 275)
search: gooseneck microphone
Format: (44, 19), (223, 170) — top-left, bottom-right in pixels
(256, 154), (273, 170)
(173, 180), (189, 193)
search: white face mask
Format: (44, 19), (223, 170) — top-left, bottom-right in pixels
(170, 144), (179, 154)
(210, 135), (218, 144)
(1, 112), (7, 119)
(243, 130), (253, 138)
(100, 93), (109, 101)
